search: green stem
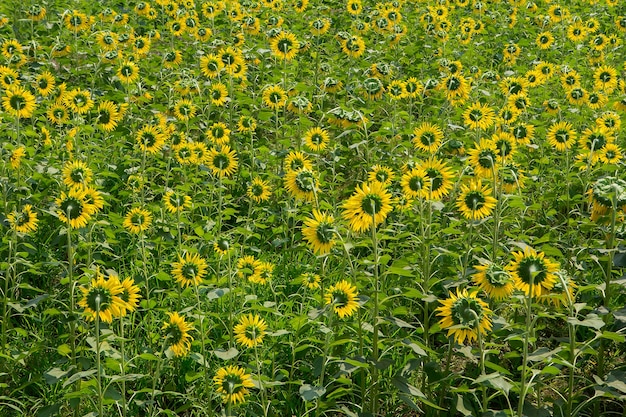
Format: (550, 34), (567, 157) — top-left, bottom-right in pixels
(370, 210), (380, 416)
(95, 309), (103, 417)
(518, 276), (535, 417)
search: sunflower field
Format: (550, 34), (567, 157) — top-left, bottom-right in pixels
(1, 0), (626, 415)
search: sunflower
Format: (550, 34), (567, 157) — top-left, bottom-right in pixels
(342, 181), (393, 233)
(440, 74), (470, 105)
(593, 65), (618, 93)
(506, 247), (559, 297)
(249, 261), (273, 285)
(123, 207), (152, 234)
(163, 190), (192, 213)
(567, 21), (587, 42)
(206, 145), (238, 177)
(401, 168), (430, 200)
(78, 274), (124, 323)
(302, 210), (336, 255)
(456, 180), (497, 220)
(117, 61), (140, 84)
(62, 160), (92, 188)
(472, 262), (513, 300)
(310, 17), (331, 36)
(9, 146), (26, 169)
(163, 312), (194, 357)
(63, 10), (90, 32)
(64, 88), (94, 115)
(234, 314), (268, 348)
(172, 98), (196, 121)
(492, 131), (517, 161)
(420, 157), (455, 200)
(81, 186), (104, 215)
(172, 252), (208, 288)
(214, 365), (255, 405)
(463, 102), (495, 131)
(368, 165), (394, 187)
(325, 280), (359, 318)
(32, 71), (55, 97)
(598, 143), (623, 165)
(208, 82), (229, 106)
(109, 274), (141, 316)
(237, 255), (261, 281)
(436, 288), (492, 344)
(199, 54), (224, 78)
(0, 65), (20, 89)
(247, 177), (271, 202)
(299, 272), (321, 290)
(136, 125), (166, 154)
(341, 35), (366, 58)
(262, 84), (287, 109)
(2, 85), (36, 119)
(412, 122), (443, 153)
(56, 188), (93, 228)
(501, 162), (526, 193)
(536, 31), (554, 49)
(546, 121), (576, 151)
(7, 204), (38, 234)
(467, 138), (500, 178)
(321, 77), (343, 94)
(284, 151), (312, 173)
(386, 80), (407, 100)
(595, 112), (621, 134)
(538, 270), (577, 307)
(588, 177), (626, 222)
(303, 127), (330, 152)
(205, 122), (231, 146)
(163, 50), (183, 69)
(579, 126), (612, 154)
(284, 168), (318, 202)
(512, 123), (535, 146)
(96, 100), (121, 132)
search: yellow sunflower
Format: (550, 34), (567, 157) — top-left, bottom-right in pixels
(234, 314), (268, 348)
(506, 247), (559, 297)
(302, 210), (336, 255)
(2, 85), (36, 118)
(172, 252), (208, 288)
(206, 145), (238, 177)
(463, 102), (495, 131)
(78, 274), (125, 323)
(262, 84), (287, 109)
(214, 365), (255, 404)
(163, 190), (192, 213)
(62, 160), (92, 188)
(237, 255), (262, 281)
(136, 125), (166, 154)
(270, 31), (299, 61)
(299, 272), (321, 290)
(208, 82), (229, 106)
(436, 288), (493, 344)
(472, 262), (513, 300)
(108, 274), (141, 316)
(9, 146), (26, 169)
(420, 157), (455, 200)
(249, 261), (273, 285)
(412, 122), (443, 153)
(247, 177), (272, 202)
(284, 168), (318, 202)
(284, 151), (313, 173)
(173, 98), (197, 121)
(401, 168), (430, 200)
(325, 280), (359, 318)
(456, 180), (497, 220)
(123, 207), (152, 234)
(467, 138), (500, 178)
(117, 61), (140, 84)
(56, 188), (94, 228)
(546, 121), (577, 152)
(34, 71), (55, 96)
(303, 126), (330, 152)
(163, 312), (194, 357)
(7, 204), (38, 234)
(342, 181), (393, 233)
(368, 165), (394, 187)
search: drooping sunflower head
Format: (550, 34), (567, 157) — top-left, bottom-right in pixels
(56, 188), (94, 229)
(325, 280), (359, 318)
(284, 168), (318, 202)
(342, 181), (393, 233)
(302, 209), (336, 255)
(62, 160), (93, 188)
(7, 204), (38, 234)
(299, 272), (321, 290)
(436, 288), (492, 344)
(207, 145), (239, 177)
(303, 127), (330, 152)
(213, 365), (255, 404)
(163, 190), (192, 213)
(412, 122), (443, 153)
(237, 255), (261, 281)
(108, 274), (141, 316)
(368, 165), (394, 186)
(456, 179), (497, 220)
(163, 312), (194, 357)
(472, 262), (513, 300)
(506, 246), (559, 297)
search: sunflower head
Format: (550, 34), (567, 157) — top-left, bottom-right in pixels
(436, 288), (493, 344)
(325, 280), (359, 318)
